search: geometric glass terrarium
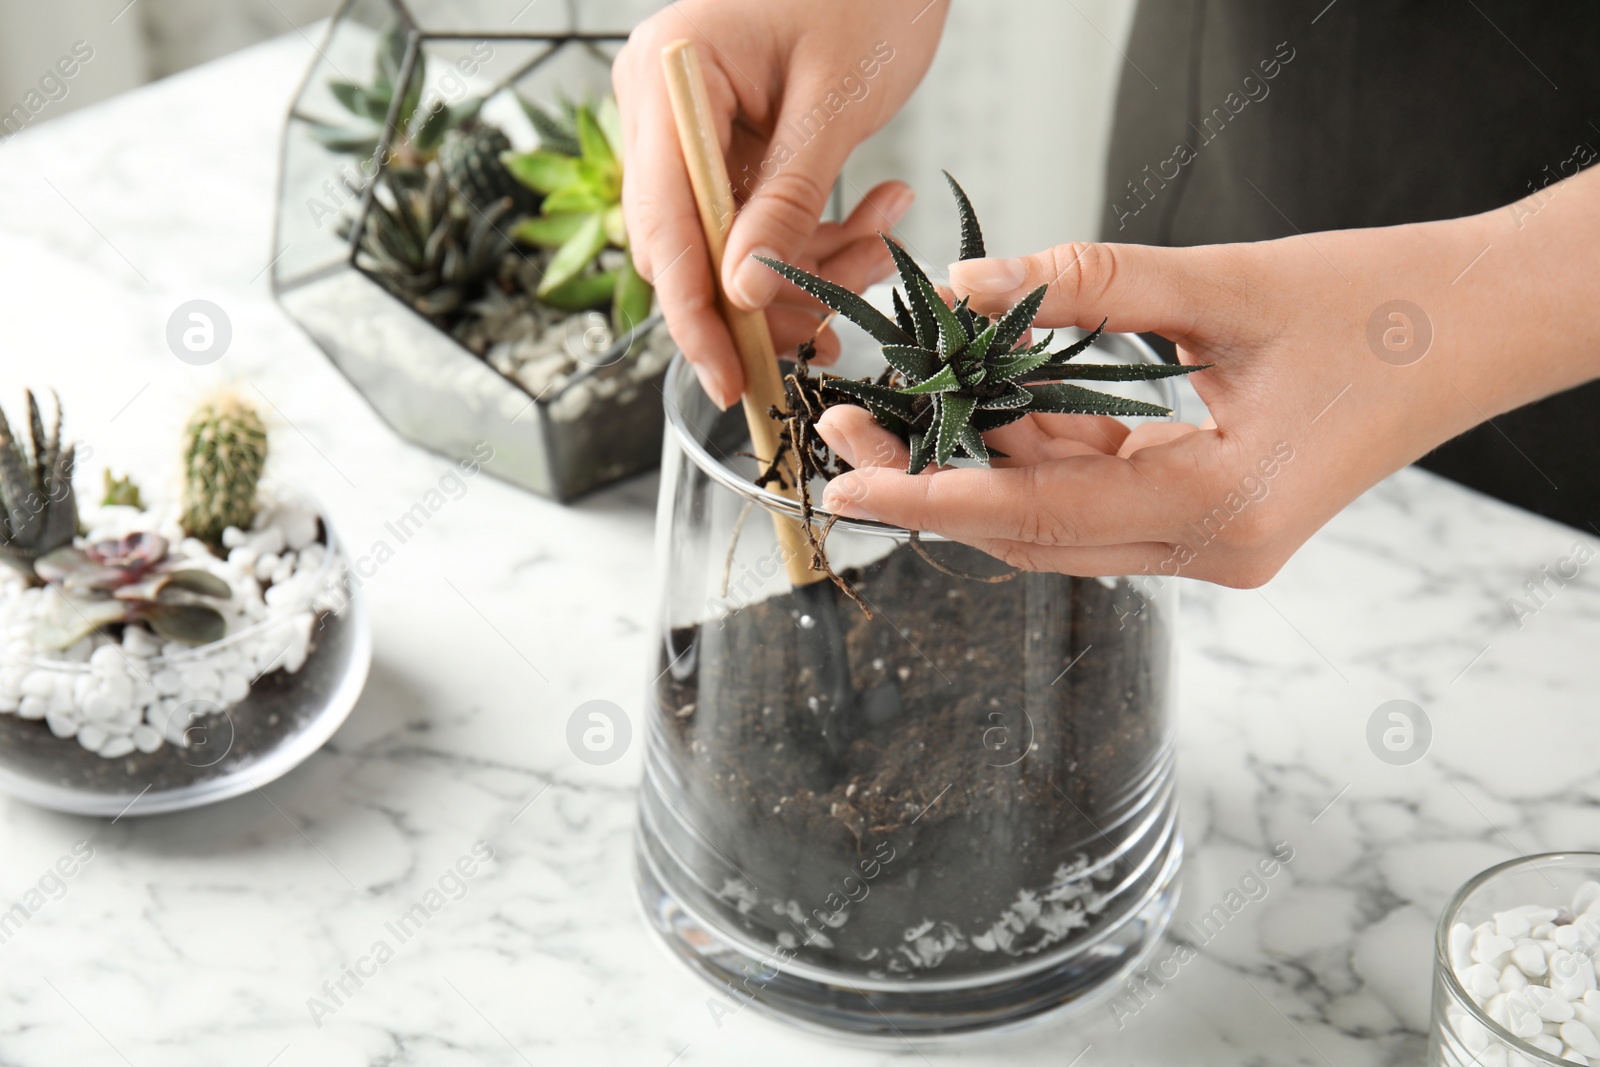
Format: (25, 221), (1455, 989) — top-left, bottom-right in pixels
(272, 0), (671, 502)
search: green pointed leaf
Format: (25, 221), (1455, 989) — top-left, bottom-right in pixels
(909, 274), (966, 361)
(891, 288), (917, 339)
(972, 408), (1030, 433)
(977, 382), (1034, 410)
(413, 95), (482, 152)
(990, 346), (1059, 382)
(907, 431), (937, 475)
(613, 251), (653, 335)
(880, 345), (937, 381)
(603, 203), (627, 246)
(935, 393), (976, 466)
(898, 363), (961, 395)
(990, 285), (1047, 354)
(540, 269), (618, 310)
(1048, 319), (1108, 362)
(305, 123), (380, 156)
(520, 97), (581, 155)
(597, 95), (625, 164)
(958, 423), (989, 462)
(513, 212), (590, 247)
(575, 106), (616, 173)
(963, 322), (999, 364)
(503, 149), (581, 195)
(823, 378), (921, 421)
(954, 297), (980, 339)
(1026, 361), (1207, 383)
(376, 23), (410, 93)
(754, 257), (912, 346)
(538, 213), (607, 295)
(1024, 383), (1172, 418)
(329, 80), (389, 122)
(541, 182), (608, 215)
(942, 170), (986, 261)
(880, 237), (937, 348)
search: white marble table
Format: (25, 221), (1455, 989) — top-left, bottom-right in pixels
(3, 32), (1599, 1067)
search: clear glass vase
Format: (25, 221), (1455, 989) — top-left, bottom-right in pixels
(635, 336), (1183, 1039)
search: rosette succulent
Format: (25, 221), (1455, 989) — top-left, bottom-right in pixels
(503, 96), (653, 334)
(757, 173), (1205, 474)
(33, 532), (232, 650)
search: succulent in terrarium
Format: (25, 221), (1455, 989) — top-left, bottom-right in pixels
(179, 392), (268, 546)
(503, 96), (653, 335)
(0, 390), (77, 580)
(759, 172), (1204, 475)
(308, 23), (482, 168)
(32, 532), (232, 649)
(437, 121), (536, 219)
(101, 470), (142, 509)
(356, 164), (513, 320)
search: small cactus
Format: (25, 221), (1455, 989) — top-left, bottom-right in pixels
(101, 470), (142, 508)
(180, 392), (267, 544)
(0, 390), (77, 578)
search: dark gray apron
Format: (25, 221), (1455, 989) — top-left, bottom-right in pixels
(1105, 0), (1600, 531)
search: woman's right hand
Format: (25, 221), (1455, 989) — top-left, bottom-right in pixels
(613, 0), (948, 408)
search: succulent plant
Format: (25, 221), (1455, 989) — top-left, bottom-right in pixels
(503, 96), (653, 335)
(758, 173), (1205, 474)
(0, 391), (77, 579)
(32, 532), (231, 649)
(101, 470), (142, 509)
(180, 393), (268, 546)
(308, 23), (482, 168)
(438, 121), (536, 219)
(357, 163), (514, 319)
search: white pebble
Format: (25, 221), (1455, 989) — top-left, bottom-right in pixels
(152, 669), (183, 696)
(228, 546), (259, 571)
(1574, 1000), (1600, 1032)
(77, 725), (107, 752)
(1528, 1032), (1564, 1055)
(1513, 939), (1549, 978)
(1550, 951), (1595, 1000)
(247, 527), (285, 557)
(98, 735), (135, 759)
(1505, 993), (1543, 1037)
(219, 672), (250, 704)
(1555, 926), (1586, 951)
(121, 626), (162, 658)
(16, 694), (47, 720)
(1526, 985), (1574, 1022)
(132, 724), (162, 753)
(1451, 923), (1476, 971)
(221, 526), (247, 548)
(1475, 930), (1518, 967)
(1533, 922), (1559, 940)
(178, 665), (220, 695)
(1466, 963), (1505, 999)
(45, 709), (77, 738)
(1564, 1022), (1600, 1058)
(1501, 964), (1530, 992)
(81, 692), (119, 722)
(1562, 1050), (1591, 1066)
(270, 555), (295, 586)
(20, 670), (53, 698)
(1498, 911), (1534, 940)
(88, 644), (123, 670)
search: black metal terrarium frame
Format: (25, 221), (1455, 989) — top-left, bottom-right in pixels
(272, 0), (669, 502)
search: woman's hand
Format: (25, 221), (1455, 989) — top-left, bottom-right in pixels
(613, 0), (948, 408)
(818, 167), (1600, 586)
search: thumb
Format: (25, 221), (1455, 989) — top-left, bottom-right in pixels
(948, 241), (1221, 340)
(721, 89), (854, 311)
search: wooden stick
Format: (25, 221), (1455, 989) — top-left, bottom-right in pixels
(660, 39), (823, 588)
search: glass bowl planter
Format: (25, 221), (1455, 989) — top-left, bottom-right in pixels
(0, 502), (370, 817)
(1430, 853), (1600, 1066)
(272, 0), (669, 502)
(635, 334), (1183, 1039)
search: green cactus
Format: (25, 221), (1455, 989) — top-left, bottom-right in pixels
(100, 470), (142, 508)
(0, 390), (77, 579)
(180, 392), (267, 544)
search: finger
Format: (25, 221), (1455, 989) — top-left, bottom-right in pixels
(820, 431), (1223, 546)
(816, 405), (910, 470)
(647, 229), (742, 409)
(984, 413), (1132, 463)
(948, 241), (1228, 341)
(982, 421), (1110, 467)
(1118, 421), (1201, 457)
(805, 181), (914, 261)
(967, 537), (1177, 579)
(766, 308), (840, 364)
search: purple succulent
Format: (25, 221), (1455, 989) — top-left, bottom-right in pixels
(32, 533), (233, 650)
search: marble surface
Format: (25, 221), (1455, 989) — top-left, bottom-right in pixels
(2, 31), (1599, 1067)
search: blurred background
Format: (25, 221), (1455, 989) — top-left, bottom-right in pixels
(0, 0), (1135, 263)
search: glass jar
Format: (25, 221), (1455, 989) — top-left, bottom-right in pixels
(635, 333), (1183, 1039)
(1430, 853), (1600, 1067)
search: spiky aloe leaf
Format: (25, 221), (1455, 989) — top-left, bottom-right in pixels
(1024, 383), (1171, 418)
(990, 285), (1047, 354)
(961, 322), (999, 365)
(880, 236), (937, 348)
(934, 393), (976, 466)
(907, 274), (967, 361)
(958, 423), (989, 463)
(977, 382), (1035, 410)
(907, 431), (936, 475)
(970, 408), (1031, 433)
(990, 346), (1059, 382)
(899, 363), (961, 395)
(0, 404), (40, 546)
(1049, 320), (1108, 362)
(522, 97), (581, 156)
(954, 297), (980, 338)
(891, 289), (917, 340)
(755, 257), (911, 346)
(942, 170), (985, 261)
(1025, 362), (1206, 383)
(824, 378), (921, 422)
(880, 345), (937, 381)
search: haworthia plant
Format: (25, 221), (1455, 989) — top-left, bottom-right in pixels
(757, 171), (1206, 474)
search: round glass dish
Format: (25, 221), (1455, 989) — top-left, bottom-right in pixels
(635, 327), (1183, 1042)
(1431, 853), (1600, 1066)
(0, 505), (371, 817)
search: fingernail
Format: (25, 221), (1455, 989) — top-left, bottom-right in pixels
(949, 257), (1027, 294)
(815, 419), (856, 467)
(731, 247), (782, 309)
(878, 185), (915, 228)
(697, 366), (737, 411)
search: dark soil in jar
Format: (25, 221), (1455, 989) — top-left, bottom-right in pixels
(0, 603), (359, 798)
(655, 540), (1171, 979)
